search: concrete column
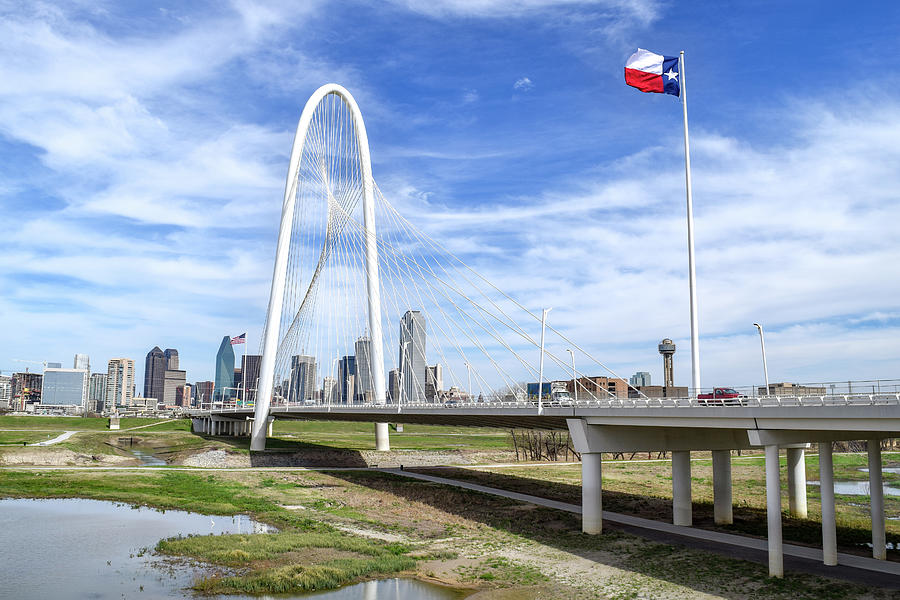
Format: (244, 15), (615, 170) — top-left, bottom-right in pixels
(819, 442), (837, 566)
(787, 448), (808, 518)
(672, 450), (692, 526)
(266, 416), (274, 438)
(712, 449), (733, 525)
(212, 420), (218, 436)
(581, 452), (603, 534)
(868, 439), (886, 560)
(375, 422), (390, 451)
(765, 444), (783, 577)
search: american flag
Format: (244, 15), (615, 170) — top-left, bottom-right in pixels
(230, 333), (246, 345)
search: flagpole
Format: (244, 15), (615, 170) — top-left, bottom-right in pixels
(679, 50), (701, 397)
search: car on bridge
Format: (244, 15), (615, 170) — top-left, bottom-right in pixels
(697, 387), (747, 406)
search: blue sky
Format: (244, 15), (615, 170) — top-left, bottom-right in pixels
(2, 0), (900, 391)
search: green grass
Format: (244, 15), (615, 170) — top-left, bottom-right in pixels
(272, 420), (512, 451)
(0, 416), (190, 431)
(0, 431), (52, 445)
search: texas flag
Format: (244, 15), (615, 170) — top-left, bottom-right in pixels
(624, 48), (680, 96)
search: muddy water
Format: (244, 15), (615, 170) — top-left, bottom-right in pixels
(0, 498), (459, 599)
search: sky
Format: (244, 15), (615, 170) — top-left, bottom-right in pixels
(2, 0), (900, 392)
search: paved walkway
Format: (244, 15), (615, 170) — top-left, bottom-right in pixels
(383, 468), (900, 585)
(29, 431), (77, 446)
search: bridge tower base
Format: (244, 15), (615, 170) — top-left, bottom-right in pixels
(375, 422), (390, 452)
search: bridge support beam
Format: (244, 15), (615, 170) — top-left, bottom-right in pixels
(375, 423), (390, 452)
(672, 450), (692, 526)
(787, 447), (807, 518)
(868, 439), (886, 560)
(819, 441), (837, 566)
(711, 450), (733, 525)
(267, 417), (274, 438)
(765, 444), (784, 578)
(582, 452), (603, 534)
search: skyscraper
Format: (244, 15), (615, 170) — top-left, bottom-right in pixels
(338, 355), (356, 404)
(144, 346), (166, 401)
(40, 367), (88, 409)
(106, 358), (134, 408)
(425, 364), (443, 402)
(163, 369), (186, 406)
(73, 354), (90, 372)
(214, 336), (235, 402)
(164, 348), (179, 370)
(289, 355), (317, 403)
(241, 355), (261, 403)
(322, 376), (338, 404)
(629, 371), (651, 387)
(89, 373), (107, 412)
(194, 381), (214, 407)
(400, 310), (426, 404)
(354, 337), (373, 403)
(388, 369), (400, 404)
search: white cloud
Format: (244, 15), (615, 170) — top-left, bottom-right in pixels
(513, 77), (534, 91)
(377, 95), (900, 387)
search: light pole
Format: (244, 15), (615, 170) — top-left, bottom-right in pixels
(566, 348), (577, 404)
(753, 323), (770, 396)
(538, 308), (552, 414)
(464, 360), (471, 403)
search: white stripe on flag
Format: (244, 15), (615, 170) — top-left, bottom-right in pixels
(625, 48), (663, 74)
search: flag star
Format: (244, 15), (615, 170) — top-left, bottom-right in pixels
(665, 68), (679, 81)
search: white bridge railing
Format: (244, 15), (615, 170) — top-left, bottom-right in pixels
(199, 392), (900, 413)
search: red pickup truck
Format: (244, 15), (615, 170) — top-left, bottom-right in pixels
(697, 387), (745, 405)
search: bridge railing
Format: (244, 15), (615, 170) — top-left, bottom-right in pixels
(257, 392), (900, 411)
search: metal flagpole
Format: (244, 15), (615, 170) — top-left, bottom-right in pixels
(679, 50), (701, 396)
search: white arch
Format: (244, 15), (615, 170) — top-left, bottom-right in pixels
(250, 84), (388, 451)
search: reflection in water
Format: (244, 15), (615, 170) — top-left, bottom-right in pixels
(808, 480), (900, 496)
(0, 498), (273, 600)
(292, 578), (461, 599)
(131, 448), (167, 466)
(1, 498), (457, 600)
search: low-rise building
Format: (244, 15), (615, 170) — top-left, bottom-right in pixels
(628, 385), (690, 399)
(568, 376), (630, 399)
(758, 382), (827, 396)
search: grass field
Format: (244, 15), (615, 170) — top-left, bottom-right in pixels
(0, 415), (190, 432)
(272, 420), (512, 452)
(414, 451), (900, 559)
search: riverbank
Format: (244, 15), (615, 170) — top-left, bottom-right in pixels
(1, 467), (896, 599)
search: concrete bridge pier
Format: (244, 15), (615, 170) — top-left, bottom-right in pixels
(786, 446), (808, 518)
(672, 451), (692, 526)
(581, 452), (603, 534)
(869, 439), (886, 560)
(764, 444), (784, 578)
(375, 422), (390, 452)
(818, 441), (838, 565)
(711, 450), (733, 525)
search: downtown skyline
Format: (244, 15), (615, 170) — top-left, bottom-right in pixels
(1, 2), (899, 390)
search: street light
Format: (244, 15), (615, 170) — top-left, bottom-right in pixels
(566, 348), (577, 404)
(753, 323), (770, 396)
(463, 360), (472, 403)
(538, 307), (552, 414)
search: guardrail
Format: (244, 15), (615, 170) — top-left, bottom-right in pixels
(194, 392), (900, 414)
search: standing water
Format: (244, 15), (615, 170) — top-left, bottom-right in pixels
(0, 498), (461, 599)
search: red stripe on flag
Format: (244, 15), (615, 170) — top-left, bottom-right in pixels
(624, 68), (663, 93)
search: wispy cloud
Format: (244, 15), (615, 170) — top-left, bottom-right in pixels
(513, 77), (534, 91)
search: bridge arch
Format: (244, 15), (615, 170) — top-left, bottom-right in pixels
(250, 84), (387, 451)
